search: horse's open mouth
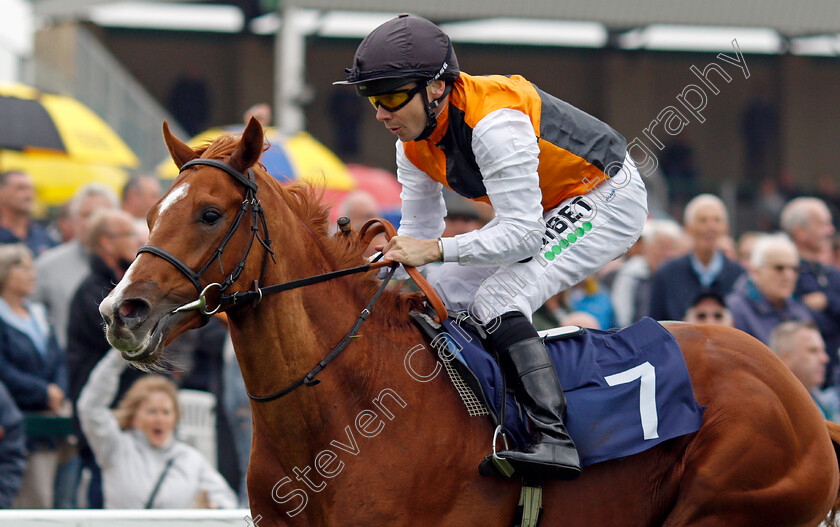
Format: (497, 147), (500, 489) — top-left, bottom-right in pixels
(111, 311), (180, 364)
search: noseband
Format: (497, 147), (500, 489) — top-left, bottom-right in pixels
(137, 158), (275, 314)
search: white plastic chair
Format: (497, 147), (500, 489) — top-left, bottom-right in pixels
(177, 389), (218, 469)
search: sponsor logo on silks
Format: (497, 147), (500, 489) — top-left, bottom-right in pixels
(603, 188), (617, 203)
(537, 195), (596, 267)
(542, 221), (593, 262)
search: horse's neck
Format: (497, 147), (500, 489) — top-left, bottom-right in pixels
(229, 248), (502, 522)
(227, 235), (420, 437)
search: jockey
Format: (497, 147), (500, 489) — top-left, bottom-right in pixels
(336, 14), (648, 479)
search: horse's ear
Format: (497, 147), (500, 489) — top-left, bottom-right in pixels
(162, 120), (198, 170)
(229, 116), (264, 173)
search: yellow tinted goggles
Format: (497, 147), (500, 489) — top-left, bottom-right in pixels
(368, 85), (423, 112)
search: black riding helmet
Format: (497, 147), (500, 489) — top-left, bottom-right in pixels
(334, 13), (460, 140)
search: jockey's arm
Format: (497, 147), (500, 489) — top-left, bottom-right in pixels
(385, 109), (545, 268)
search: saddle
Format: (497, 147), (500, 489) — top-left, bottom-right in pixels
(410, 310), (706, 467)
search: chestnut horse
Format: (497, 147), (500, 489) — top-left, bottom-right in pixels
(100, 118), (840, 526)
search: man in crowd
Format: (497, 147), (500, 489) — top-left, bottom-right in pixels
(0, 171), (55, 256)
(121, 174), (162, 227)
(335, 190), (381, 232)
(33, 184), (119, 349)
(725, 234), (812, 344)
(649, 194), (744, 321)
(781, 197), (840, 387)
(612, 218), (684, 327)
(769, 321), (835, 421)
(66, 209), (145, 508)
(683, 291), (734, 326)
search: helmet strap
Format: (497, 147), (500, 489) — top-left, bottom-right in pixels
(416, 82), (452, 142)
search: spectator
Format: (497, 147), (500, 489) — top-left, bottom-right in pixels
(725, 234), (813, 345)
(78, 350), (237, 509)
(33, 184), (119, 349)
(175, 316), (241, 495)
(683, 291), (734, 327)
(33, 184), (118, 509)
(769, 322), (835, 421)
(242, 103), (271, 127)
(221, 333), (250, 506)
(336, 190), (381, 232)
(611, 219), (684, 327)
(736, 231), (763, 272)
(561, 311), (600, 330)
(753, 178), (786, 232)
(568, 276), (615, 330)
(781, 197), (840, 386)
(717, 235), (737, 262)
(833, 233), (840, 269)
(0, 171), (56, 256)
(121, 175), (162, 225)
(334, 190), (383, 257)
(649, 194), (745, 321)
(67, 209), (145, 508)
(0, 381), (26, 509)
(45, 204), (73, 244)
(532, 293), (567, 332)
(0, 244), (68, 508)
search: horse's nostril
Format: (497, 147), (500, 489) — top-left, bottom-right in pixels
(116, 298), (151, 329)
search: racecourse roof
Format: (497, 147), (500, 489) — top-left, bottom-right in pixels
(284, 0), (840, 38)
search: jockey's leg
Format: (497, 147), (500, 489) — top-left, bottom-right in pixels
(489, 311), (581, 479)
(424, 263), (496, 313)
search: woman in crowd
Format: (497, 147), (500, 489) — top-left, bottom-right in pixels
(78, 349), (237, 509)
(0, 243), (67, 508)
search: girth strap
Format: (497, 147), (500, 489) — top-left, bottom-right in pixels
(513, 480), (544, 527)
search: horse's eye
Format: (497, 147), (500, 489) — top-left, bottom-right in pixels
(201, 209), (222, 225)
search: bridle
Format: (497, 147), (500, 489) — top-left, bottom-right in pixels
(137, 157), (275, 314)
(135, 156), (405, 401)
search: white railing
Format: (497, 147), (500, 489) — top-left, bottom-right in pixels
(0, 509), (253, 527)
(0, 508), (836, 526)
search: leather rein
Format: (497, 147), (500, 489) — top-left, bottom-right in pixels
(137, 157), (446, 402)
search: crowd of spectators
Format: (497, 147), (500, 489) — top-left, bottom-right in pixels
(0, 171), (237, 510)
(1, 156), (839, 512)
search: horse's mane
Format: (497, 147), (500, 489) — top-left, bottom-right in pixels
(198, 135), (425, 328)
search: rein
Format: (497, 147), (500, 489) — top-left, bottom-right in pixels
(138, 156), (445, 402)
(248, 263), (398, 401)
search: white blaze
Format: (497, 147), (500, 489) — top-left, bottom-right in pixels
(157, 182), (190, 217)
(108, 259), (138, 303)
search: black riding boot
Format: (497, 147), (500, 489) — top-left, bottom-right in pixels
(496, 336), (581, 480)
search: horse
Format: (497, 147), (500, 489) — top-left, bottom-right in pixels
(99, 117), (840, 526)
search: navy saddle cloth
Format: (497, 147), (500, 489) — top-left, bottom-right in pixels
(417, 314), (705, 467)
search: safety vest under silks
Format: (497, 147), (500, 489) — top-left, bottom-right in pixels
(403, 72), (628, 212)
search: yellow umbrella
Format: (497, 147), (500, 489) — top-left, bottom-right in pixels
(157, 126), (356, 192)
(0, 83), (139, 215)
